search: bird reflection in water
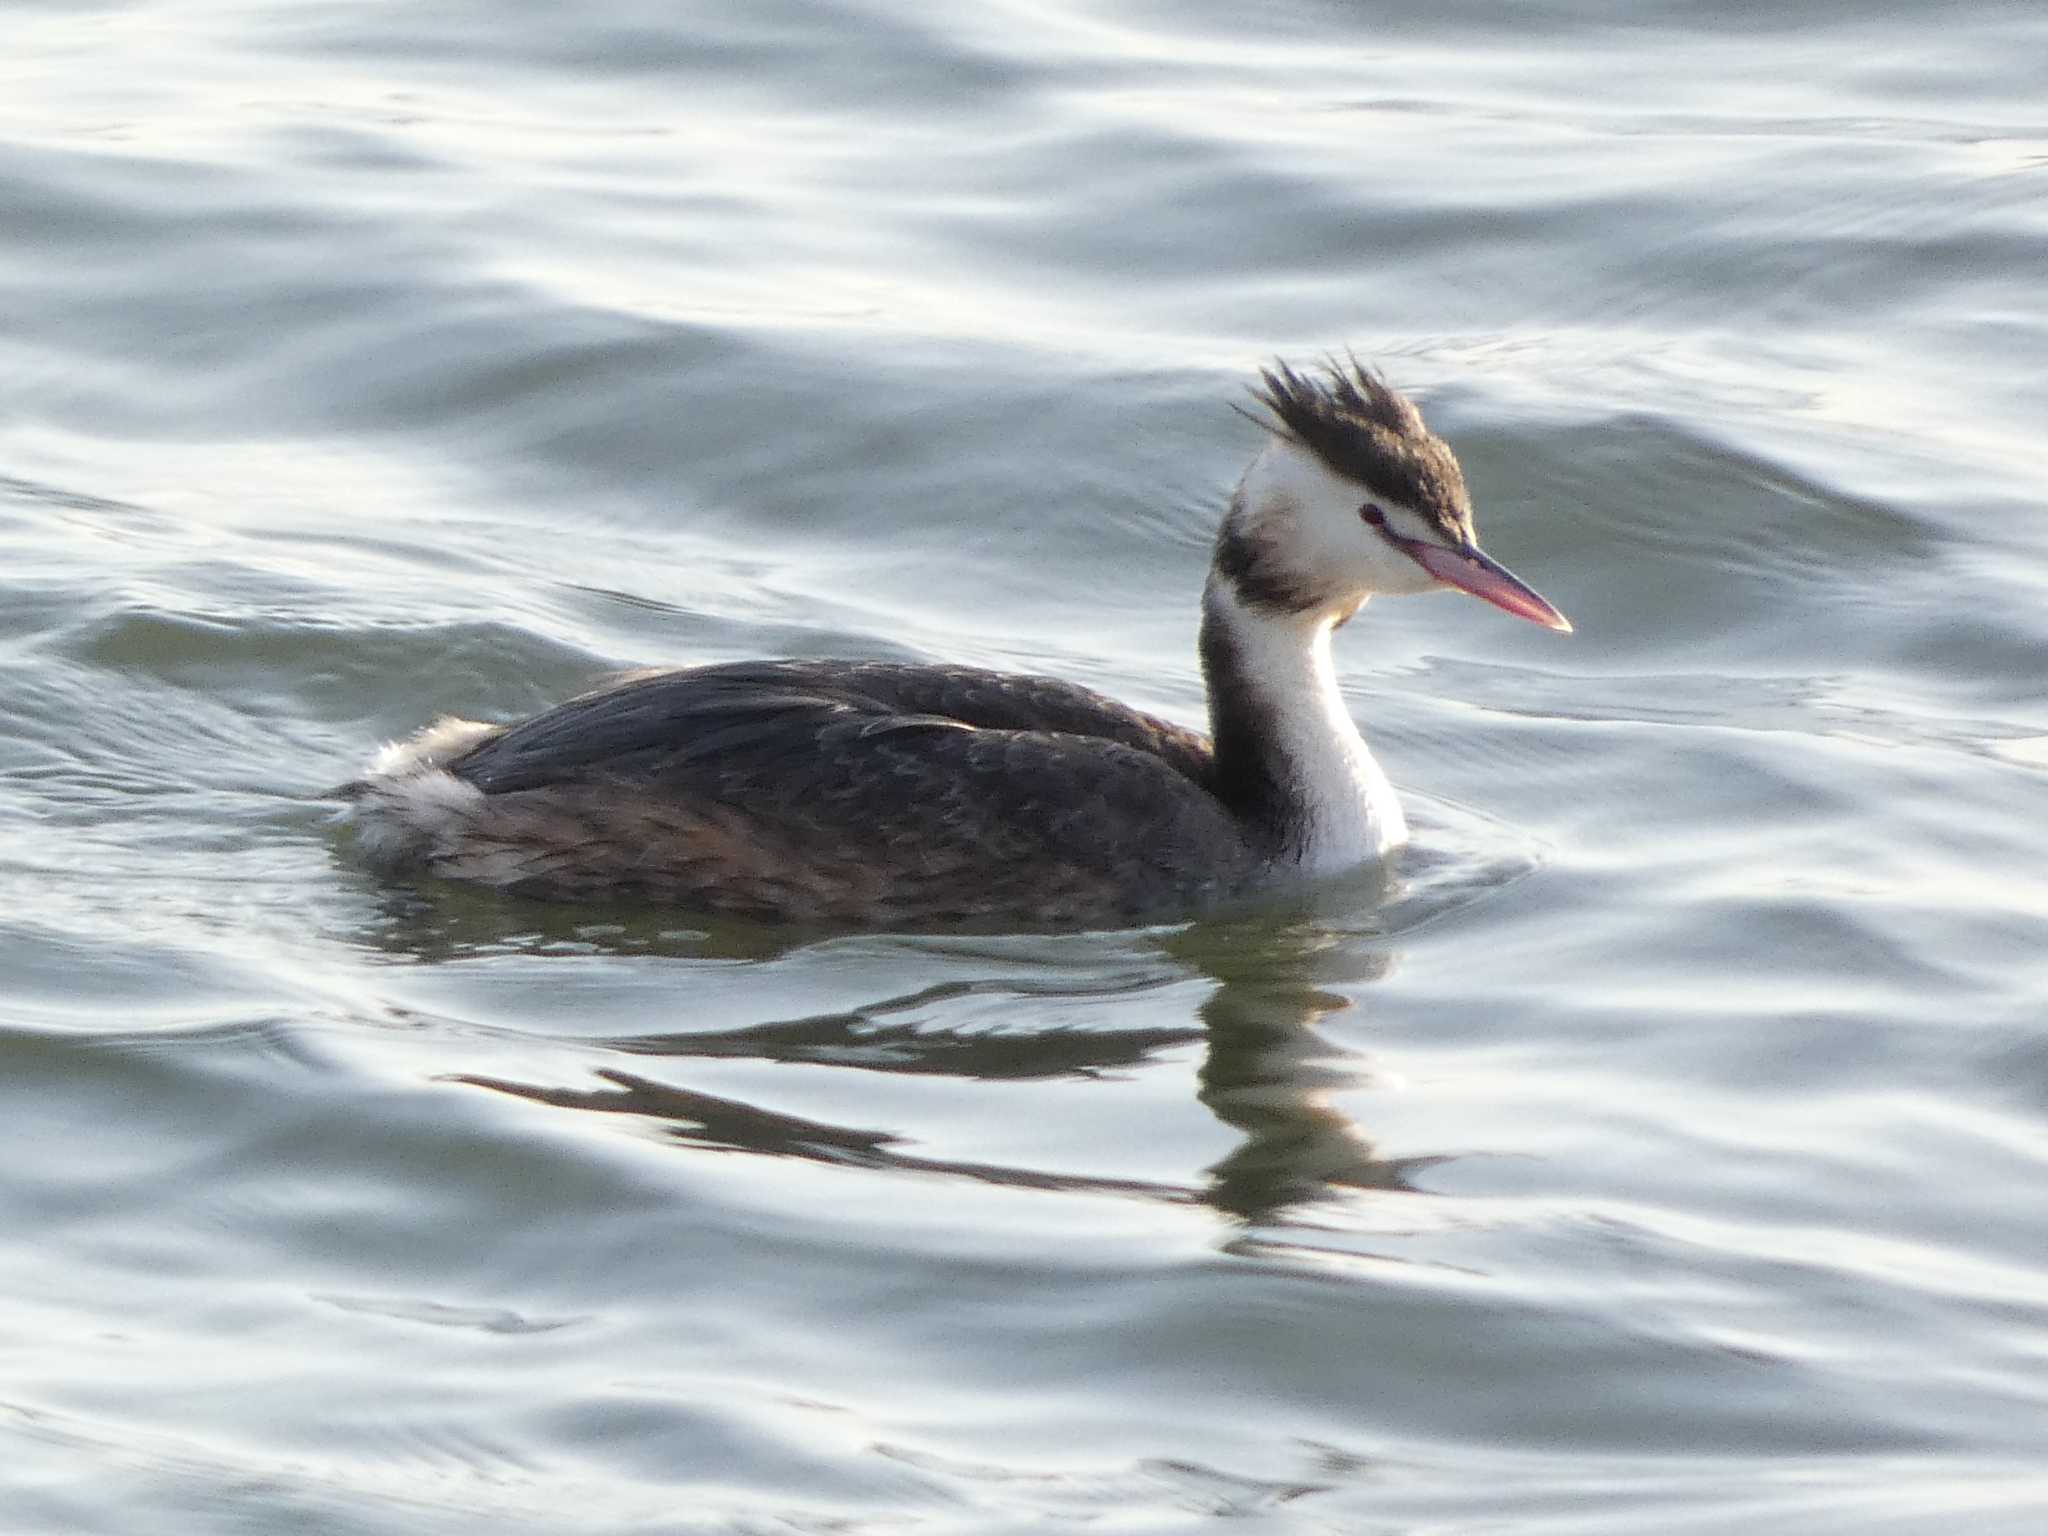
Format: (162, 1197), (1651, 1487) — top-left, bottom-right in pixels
(449, 915), (1441, 1224)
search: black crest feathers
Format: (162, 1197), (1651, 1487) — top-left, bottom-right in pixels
(1250, 358), (1474, 541)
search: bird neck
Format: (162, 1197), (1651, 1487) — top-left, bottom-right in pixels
(1197, 575), (1406, 871)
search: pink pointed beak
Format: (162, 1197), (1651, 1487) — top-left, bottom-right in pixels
(1406, 539), (1572, 633)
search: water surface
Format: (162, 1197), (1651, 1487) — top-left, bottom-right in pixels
(4, 1), (2047, 1531)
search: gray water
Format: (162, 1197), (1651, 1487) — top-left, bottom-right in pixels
(5, 2), (2047, 1531)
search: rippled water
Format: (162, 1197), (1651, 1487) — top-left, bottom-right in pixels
(5, 1), (2047, 1530)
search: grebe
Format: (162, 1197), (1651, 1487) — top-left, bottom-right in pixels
(344, 360), (1569, 927)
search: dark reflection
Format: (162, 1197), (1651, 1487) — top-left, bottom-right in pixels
(1167, 916), (1444, 1218)
(594, 979), (1203, 1081)
(1191, 965), (1437, 1219)
(446, 908), (1442, 1222)
(452, 1067), (1205, 1203)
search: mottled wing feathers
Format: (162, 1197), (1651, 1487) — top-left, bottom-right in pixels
(431, 661), (1250, 925)
(450, 661), (1215, 793)
(818, 661), (1217, 781)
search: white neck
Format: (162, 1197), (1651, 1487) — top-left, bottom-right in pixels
(1199, 577), (1407, 874)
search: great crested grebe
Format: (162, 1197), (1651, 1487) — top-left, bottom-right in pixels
(344, 360), (1569, 927)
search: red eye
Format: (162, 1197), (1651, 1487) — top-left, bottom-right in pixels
(1360, 504), (1386, 527)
